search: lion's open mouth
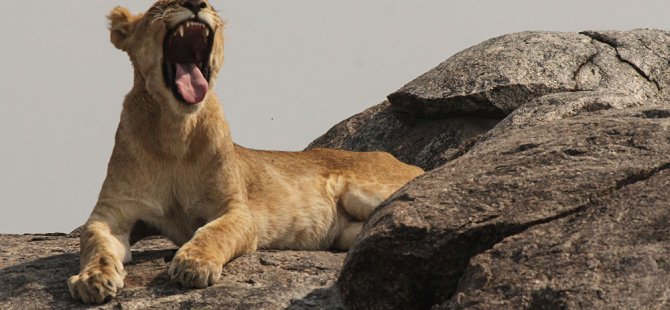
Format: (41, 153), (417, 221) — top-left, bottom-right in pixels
(163, 20), (214, 105)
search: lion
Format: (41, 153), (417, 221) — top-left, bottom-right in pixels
(67, 0), (424, 304)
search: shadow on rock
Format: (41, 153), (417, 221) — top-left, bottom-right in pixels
(287, 285), (343, 310)
(0, 252), (80, 305)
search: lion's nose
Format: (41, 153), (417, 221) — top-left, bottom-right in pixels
(183, 0), (207, 14)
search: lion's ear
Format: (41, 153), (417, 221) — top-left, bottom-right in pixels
(108, 6), (138, 51)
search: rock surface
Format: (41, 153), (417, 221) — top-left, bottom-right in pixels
(309, 29), (670, 171)
(327, 29), (670, 309)
(389, 32), (597, 117)
(388, 30), (668, 118)
(445, 167), (670, 309)
(337, 106), (670, 309)
(0, 234), (344, 309)
(308, 101), (499, 170)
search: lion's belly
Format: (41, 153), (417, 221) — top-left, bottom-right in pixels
(248, 189), (345, 251)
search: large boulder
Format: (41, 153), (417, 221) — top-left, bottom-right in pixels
(338, 106), (670, 309)
(309, 29), (670, 170)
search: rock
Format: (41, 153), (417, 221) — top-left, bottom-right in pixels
(443, 168), (670, 309)
(388, 32), (597, 118)
(479, 91), (660, 143)
(307, 101), (499, 170)
(310, 30), (670, 170)
(388, 29), (667, 118)
(0, 234), (344, 309)
(337, 106), (670, 309)
(581, 30), (670, 97)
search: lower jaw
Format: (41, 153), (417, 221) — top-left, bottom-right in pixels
(166, 98), (203, 116)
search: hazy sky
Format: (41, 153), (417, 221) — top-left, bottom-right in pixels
(1, 1), (668, 233)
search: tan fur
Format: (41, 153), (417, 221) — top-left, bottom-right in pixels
(67, 0), (423, 304)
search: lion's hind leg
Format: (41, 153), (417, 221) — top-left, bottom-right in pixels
(339, 185), (392, 222)
(333, 221), (364, 250)
(333, 183), (398, 250)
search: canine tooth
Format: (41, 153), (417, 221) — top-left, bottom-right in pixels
(178, 25), (185, 37)
(205, 28), (210, 37)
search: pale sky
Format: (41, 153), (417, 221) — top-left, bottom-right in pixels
(1, 1), (668, 233)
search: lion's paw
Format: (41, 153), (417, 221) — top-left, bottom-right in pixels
(67, 256), (125, 304)
(168, 247), (222, 288)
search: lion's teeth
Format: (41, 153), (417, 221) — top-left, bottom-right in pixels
(174, 21), (209, 37)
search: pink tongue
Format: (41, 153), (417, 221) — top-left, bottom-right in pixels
(175, 63), (209, 105)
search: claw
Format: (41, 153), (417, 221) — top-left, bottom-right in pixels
(169, 248), (222, 289)
(67, 257), (125, 304)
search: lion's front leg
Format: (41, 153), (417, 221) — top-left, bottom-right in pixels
(67, 215), (131, 304)
(169, 203), (257, 288)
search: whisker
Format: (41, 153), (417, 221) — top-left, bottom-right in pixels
(149, 8), (165, 24)
(148, 6), (169, 24)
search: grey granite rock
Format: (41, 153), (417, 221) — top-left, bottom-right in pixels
(388, 29), (669, 118)
(311, 30), (670, 171)
(478, 91), (662, 144)
(442, 168), (670, 309)
(388, 32), (596, 117)
(337, 106), (670, 309)
(581, 29), (670, 97)
(0, 235), (344, 309)
(307, 101), (499, 170)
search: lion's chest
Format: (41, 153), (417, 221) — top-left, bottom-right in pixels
(143, 165), (220, 245)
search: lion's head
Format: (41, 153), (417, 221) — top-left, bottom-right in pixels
(108, 0), (224, 113)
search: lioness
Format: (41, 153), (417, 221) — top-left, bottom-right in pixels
(68, 0), (423, 304)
